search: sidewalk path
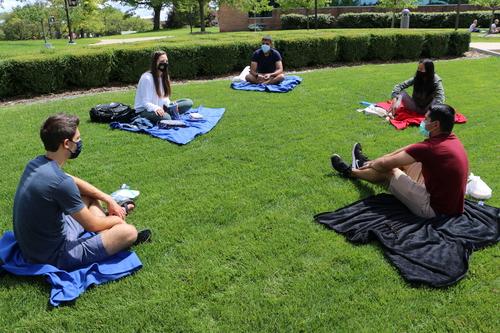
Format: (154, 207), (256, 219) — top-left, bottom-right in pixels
(469, 42), (500, 56)
(90, 36), (173, 46)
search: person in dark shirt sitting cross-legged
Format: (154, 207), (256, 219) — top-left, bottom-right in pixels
(245, 35), (285, 85)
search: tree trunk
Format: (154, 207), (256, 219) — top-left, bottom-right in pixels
(391, 11), (395, 28)
(198, 0), (205, 32)
(305, 8), (309, 30)
(153, 5), (162, 31)
(189, 7), (193, 34)
(454, 0), (461, 31)
(491, 9), (496, 33)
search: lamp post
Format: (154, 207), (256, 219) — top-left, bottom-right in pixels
(454, 0), (461, 31)
(64, 0), (77, 44)
(40, 18), (53, 48)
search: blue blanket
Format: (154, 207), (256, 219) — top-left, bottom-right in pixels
(231, 75), (302, 93)
(0, 231), (142, 307)
(110, 106), (225, 145)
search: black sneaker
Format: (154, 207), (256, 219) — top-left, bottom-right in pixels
(331, 154), (352, 178)
(352, 143), (370, 170)
(133, 229), (152, 246)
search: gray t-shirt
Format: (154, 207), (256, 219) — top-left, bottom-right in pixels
(13, 156), (84, 264)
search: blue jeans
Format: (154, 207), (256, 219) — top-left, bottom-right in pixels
(137, 98), (193, 124)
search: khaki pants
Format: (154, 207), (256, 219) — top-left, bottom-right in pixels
(388, 163), (436, 218)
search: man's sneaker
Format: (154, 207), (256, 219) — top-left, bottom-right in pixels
(352, 142), (370, 170)
(133, 229), (152, 246)
(331, 154), (352, 178)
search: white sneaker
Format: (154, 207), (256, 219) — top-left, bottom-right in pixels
(466, 173), (492, 200)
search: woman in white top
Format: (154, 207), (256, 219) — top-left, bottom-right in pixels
(134, 50), (193, 123)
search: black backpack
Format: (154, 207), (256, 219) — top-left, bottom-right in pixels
(89, 103), (135, 123)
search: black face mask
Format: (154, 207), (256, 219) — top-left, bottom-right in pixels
(158, 62), (169, 72)
(69, 140), (83, 159)
(415, 71), (427, 81)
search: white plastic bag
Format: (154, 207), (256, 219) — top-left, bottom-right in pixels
(231, 66), (250, 83)
(111, 184), (140, 203)
(466, 173), (492, 200)
(356, 104), (388, 118)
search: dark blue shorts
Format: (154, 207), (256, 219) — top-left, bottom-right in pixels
(56, 214), (109, 270)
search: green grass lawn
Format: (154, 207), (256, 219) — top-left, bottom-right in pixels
(0, 57), (499, 332)
(470, 34), (500, 43)
(0, 27), (474, 60)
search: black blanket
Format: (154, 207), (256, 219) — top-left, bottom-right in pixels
(314, 194), (499, 287)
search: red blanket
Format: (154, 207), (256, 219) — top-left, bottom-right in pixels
(376, 100), (467, 130)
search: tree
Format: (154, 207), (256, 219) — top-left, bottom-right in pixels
(2, 3), (48, 40)
(117, 0), (169, 30)
(170, 0), (199, 33)
(278, 0), (327, 29)
(470, 0), (500, 32)
(377, 0), (418, 28)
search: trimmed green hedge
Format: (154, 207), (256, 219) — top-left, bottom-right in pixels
(0, 31), (470, 98)
(65, 51), (113, 88)
(281, 14), (336, 30)
(336, 11), (500, 29)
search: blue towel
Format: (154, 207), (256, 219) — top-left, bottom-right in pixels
(0, 231), (142, 307)
(231, 75), (302, 93)
(110, 106), (225, 145)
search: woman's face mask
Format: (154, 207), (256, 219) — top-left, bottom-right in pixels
(158, 62), (169, 72)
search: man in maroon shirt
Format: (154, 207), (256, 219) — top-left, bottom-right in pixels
(331, 104), (468, 218)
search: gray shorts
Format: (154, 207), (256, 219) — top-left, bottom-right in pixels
(389, 164), (436, 219)
(56, 214), (109, 270)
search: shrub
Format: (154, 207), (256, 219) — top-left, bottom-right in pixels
(337, 12), (391, 28)
(8, 56), (66, 96)
(338, 35), (370, 62)
(282, 13), (335, 30)
(422, 33), (450, 58)
(448, 31), (470, 56)
(235, 42), (259, 70)
(111, 47), (160, 83)
(274, 38), (312, 68)
(64, 51), (113, 88)
(310, 36), (340, 65)
(393, 33), (425, 60)
(281, 14), (307, 30)
(165, 45), (201, 80)
(0, 61), (13, 98)
(195, 43), (242, 76)
(368, 34), (396, 61)
(336, 11), (500, 29)
(307, 14), (336, 29)
(267, 37), (338, 68)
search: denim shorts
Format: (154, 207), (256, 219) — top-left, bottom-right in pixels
(56, 214), (109, 270)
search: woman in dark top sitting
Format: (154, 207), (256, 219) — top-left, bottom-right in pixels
(390, 59), (445, 115)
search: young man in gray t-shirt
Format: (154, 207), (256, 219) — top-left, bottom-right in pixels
(13, 113), (149, 270)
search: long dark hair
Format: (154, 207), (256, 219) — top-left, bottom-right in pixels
(149, 50), (171, 98)
(413, 59), (435, 96)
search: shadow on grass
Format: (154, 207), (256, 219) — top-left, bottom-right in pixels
(324, 171), (377, 199)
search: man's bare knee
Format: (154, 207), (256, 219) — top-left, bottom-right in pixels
(101, 224), (138, 255)
(245, 74), (257, 83)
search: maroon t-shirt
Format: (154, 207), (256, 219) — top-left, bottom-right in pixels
(405, 133), (469, 215)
